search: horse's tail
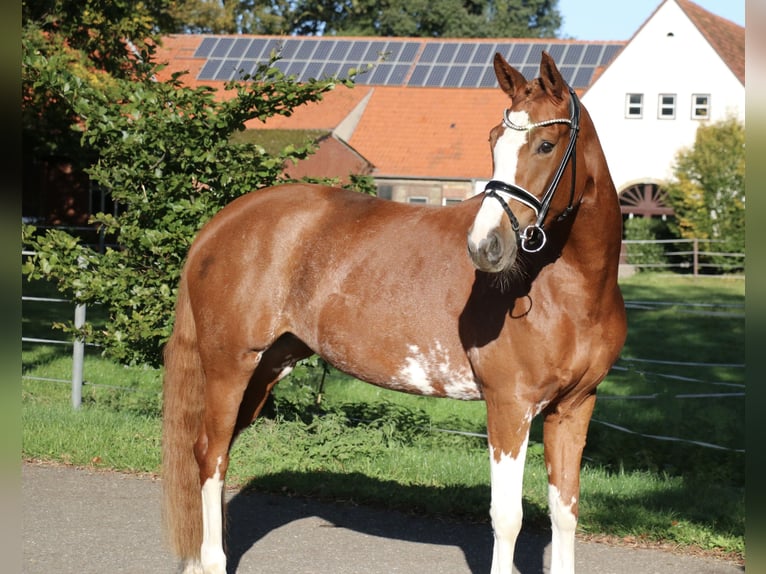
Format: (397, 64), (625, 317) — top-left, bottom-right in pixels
(161, 274), (204, 560)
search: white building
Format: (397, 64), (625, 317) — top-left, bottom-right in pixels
(582, 0), (745, 217)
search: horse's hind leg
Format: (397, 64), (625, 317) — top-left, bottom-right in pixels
(193, 335), (313, 574)
(542, 392), (597, 574)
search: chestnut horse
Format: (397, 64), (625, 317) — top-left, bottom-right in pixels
(162, 51), (626, 574)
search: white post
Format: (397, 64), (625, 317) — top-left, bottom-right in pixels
(71, 255), (88, 409)
(71, 302), (86, 409)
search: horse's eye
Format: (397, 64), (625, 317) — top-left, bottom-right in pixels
(537, 141), (554, 154)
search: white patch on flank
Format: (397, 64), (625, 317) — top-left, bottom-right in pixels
(488, 434), (530, 574)
(467, 110), (529, 251)
(548, 484), (578, 574)
(200, 456), (227, 574)
(397, 343), (480, 399)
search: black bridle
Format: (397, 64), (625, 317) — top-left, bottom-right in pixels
(483, 86), (581, 253)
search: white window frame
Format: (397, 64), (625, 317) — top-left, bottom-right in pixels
(691, 94), (711, 119)
(407, 196), (428, 204)
(442, 197), (463, 206)
(625, 93), (643, 118)
(658, 94), (676, 119)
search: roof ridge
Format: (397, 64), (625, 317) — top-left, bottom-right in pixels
(675, 0), (745, 84)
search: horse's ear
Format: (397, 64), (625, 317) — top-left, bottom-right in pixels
(538, 51), (567, 101)
(493, 52), (527, 100)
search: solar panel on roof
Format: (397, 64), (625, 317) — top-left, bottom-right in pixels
(195, 37), (218, 58)
(437, 43), (458, 63)
(312, 40), (334, 60)
(244, 39), (266, 59)
(211, 38), (234, 58)
(388, 64), (409, 84)
(320, 62), (341, 78)
(408, 64), (430, 85)
(528, 44), (549, 63)
(444, 65), (466, 87)
(192, 35), (621, 90)
(420, 43), (440, 63)
(454, 44), (475, 64)
(521, 65), (537, 79)
(397, 42), (419, 62)
(370, 63), (392, 83)
(582, 44), (603, 65)
(494, 44), (513, 62)
(462, 65), (483, 87)
(365, 41), (386, 61)
(509, 43), (530, 64)
(382, 42), (401, 61)
(330, 41), (351, 60)
(425, 65), (448, 86)
(602, 44), (622, 62)
(198, 58), (222, 80)
(273, 60), (290, 74)
(563, 44), (583, 65)
(472, 44), (494, 64)
(214, 59), (239, 80)
(296, 40), (317, 59)
(479, 66), (496, 87)
(349, 41), (371, 60)
(560, 66), (576, 84)
(574, 67), (595, 86)
(548, 44), (566, 60)
(228, 38), (251, 59)
(301, 61), (323, 81)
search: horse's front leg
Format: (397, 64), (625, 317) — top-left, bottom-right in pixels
(542, 392), (597, 574)
(485, 399), (534, 574)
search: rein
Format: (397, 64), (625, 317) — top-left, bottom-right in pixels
(483, 86), (581, 253)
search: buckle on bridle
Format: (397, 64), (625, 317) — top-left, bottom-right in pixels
(520, 225), (546, 253)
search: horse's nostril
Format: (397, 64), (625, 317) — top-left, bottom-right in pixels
(487, 233), (502, 264)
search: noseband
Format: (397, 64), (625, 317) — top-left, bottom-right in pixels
(483, 86), (581, 253)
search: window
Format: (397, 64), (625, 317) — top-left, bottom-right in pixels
(692, 94), (710, 119)
(625, 93), (643, 118)
(407, 196), (428, 204)
(442, 197), (463, 206)
(658, 94), (676, 119)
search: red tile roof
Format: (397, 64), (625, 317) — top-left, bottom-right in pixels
(348, 86), (507, 179)
(676, 0), (745, 84)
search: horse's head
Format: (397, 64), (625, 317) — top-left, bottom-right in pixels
(467, 51), (581, 274)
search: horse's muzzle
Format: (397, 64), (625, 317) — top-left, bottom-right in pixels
(467, 228), (517, 273)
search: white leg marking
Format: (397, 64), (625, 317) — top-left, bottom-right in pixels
(181, 559), (205, 574)
(200, 457), (227, 574)
(548, 484), (578, 574)
(488, 431), (530, 574)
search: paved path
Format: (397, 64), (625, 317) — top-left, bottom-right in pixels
(22, 462), (743, 574)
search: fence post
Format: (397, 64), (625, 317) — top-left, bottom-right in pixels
(71, 255), (88, 409)
(71, 302), (86, 409)
(693, 238), (699, 277)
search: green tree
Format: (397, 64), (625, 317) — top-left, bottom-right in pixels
(166, 0), (561, 37)
(22, 1), (360, 366)
(664, 116), (745, 273)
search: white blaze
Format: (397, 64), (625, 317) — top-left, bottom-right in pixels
(468, 111), (530, 249)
